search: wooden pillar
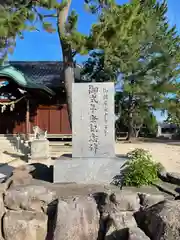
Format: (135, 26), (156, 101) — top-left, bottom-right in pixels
(26, 99), (30, 140)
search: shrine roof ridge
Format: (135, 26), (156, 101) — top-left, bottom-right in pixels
(0, 64), (55, 96)
(8, 61), (83, 88)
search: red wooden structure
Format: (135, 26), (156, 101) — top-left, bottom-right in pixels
(13, 104), (71, 135)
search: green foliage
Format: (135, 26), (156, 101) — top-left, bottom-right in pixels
(141, 113), (158, 137)
(115, 92), (158, 137)
(0, 0), (66, 62)
(84, 0), (114, 13)
(166, 112), (180, 127)
(0, 0), (108, 62)
(82, 0), (180, 139)
(165, 88), (180, 126)
(122, 148), (163, 187)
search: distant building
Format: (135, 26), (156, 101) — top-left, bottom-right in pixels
(157, 122), (178, 139)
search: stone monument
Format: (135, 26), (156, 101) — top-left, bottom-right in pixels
(72, 82), (115, 158)
(54, 82), (126, 184)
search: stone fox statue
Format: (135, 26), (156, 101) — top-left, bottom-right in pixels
(33, 126), (47, 140)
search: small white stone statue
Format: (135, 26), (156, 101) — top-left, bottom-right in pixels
(33, 126), (47, 140)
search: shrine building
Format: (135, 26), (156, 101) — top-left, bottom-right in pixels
(0, 61), (82, 138)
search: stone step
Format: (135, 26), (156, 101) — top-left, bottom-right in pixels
(0, 143), (14, 147)
(0, 139), (16, 142)
(0, 137), (17, 141)
(0, 144), (19, 149)
(0, 141), (17, 147)
(50, 149), (71, 155)
(50, 153), (70, 157)
(49, 142), (71, 157)
(50, 146), (71, 151)
(49, 142), (72, 146)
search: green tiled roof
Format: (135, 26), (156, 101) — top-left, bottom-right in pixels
(0, 65), (55, 96)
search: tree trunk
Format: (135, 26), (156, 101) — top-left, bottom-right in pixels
(57, 0), (73, 129)
(61, 41), (74, 129)
(126, 92), (134, 141)
(135, 128), (141, 138)
(126, 111), (133, 141)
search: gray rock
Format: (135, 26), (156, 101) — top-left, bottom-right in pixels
(104, 211), (137, 239)
(110, 191), (140, 211)
(98, 193), (138, 240)
(138, 193), (165, 208)
(54, 196), (99, 240)
(2, 165), (37, 190)
(153, 180), (178, 197)
(104, 213), (149, 240)
(5, 171), (33, 190)
(94, 191), (140, 225)
(128, 227), (150, 240)
(110, 211), (137, 229)
(105, 228), (129, 240)
(166, 172), (180, 185)
(105, 227), (150, 240)
(158, 169), (168, 181)
(135, 200), (180, 240)
(13, 165), (36, 174)
(3, 210), (47, 240)
(4, 184), (56, 211)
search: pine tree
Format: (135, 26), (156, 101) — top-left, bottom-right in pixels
(0, 0), (113, 127)
(83, 0), (180, 139)
(165, 86), (180, 126)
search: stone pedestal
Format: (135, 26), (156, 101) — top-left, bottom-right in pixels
(54, 155), (127, 184)
(30, 139), (49, 160)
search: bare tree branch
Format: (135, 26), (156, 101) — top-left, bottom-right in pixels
(57, 0), (72, 35)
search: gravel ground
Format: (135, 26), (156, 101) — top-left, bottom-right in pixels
(1, 140), (180, 174)
(115, 141), (180, 172)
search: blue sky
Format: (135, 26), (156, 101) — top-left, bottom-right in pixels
(8, 0), (180, 121)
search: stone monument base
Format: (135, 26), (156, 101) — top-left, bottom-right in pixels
(30, 139), (49, 160)
(53, 155), (127, 184)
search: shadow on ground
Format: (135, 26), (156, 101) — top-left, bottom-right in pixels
(3, 150), (28, 162)
(52, 153), (127, 160)
(30, 163), (53, 183)
(0, 162), (53, 183)
(116, 154), (127, 159)
(0, 163), (14, 182)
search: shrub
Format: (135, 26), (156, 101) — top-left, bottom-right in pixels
(122, 148), (164, 187)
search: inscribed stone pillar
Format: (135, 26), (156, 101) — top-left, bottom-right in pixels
(72, 82), (115, 158)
